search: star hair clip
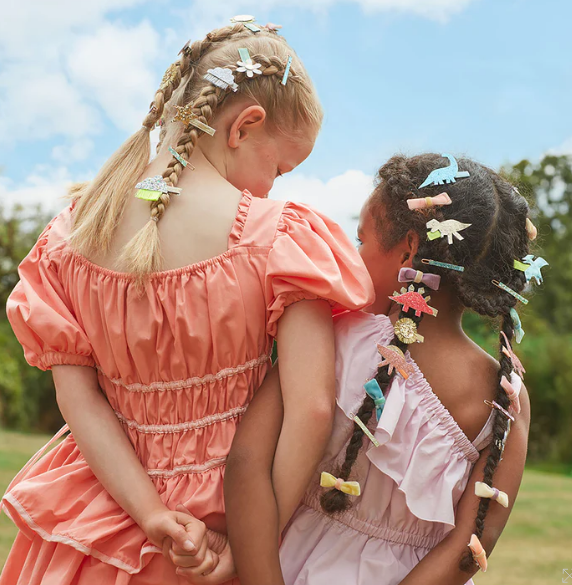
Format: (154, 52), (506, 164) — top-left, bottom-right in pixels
(418, 153), (470, 189)
(172, 104), (216, 136)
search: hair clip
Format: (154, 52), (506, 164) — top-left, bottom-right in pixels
(500, 331), (525, 378)
(135, 176), (181, 201)
(377, 344), (415, 380)
(204, 67), (239, 92)
(353, 415), (380, 447)
(419, 154), (470, 189)
(426, 219), (471, 244)
(468, 534), (488, 572)
(179, 39), (192, 56)
(475, 481), (509, 508)
(168, 146), (195, 170)
(231, 16), (261, 32)
(364, 378), (386, 421)
(422, 258), (465, 272)
(390, 285), (438, 317)
(173, 105), (216, 136)
(236, 59), (262, 78)
(514, 255), (549, 285)
(394, 317), (424, 344)
(282, 55), (293, 86)
(265, 22), (283, 32)
(484, 399), (515, 422)
(492, 280), (529, 305)
(526, 217), (537, 241)
(320, 472), (361, 496)
(238, 48), (251, 62)
(159, 62), (180, 91)
(510, 308), (525, 344)
(407, 192), (451, 210)
(399, 267), (441, 290)
(497, 419), (511, 460)
(501, 373), (522, 415)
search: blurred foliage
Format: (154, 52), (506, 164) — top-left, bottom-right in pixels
(1, 157), (572, 473)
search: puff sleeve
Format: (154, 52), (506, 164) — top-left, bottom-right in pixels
(265, 201), (375, 337)
(6, 218), (95, 371)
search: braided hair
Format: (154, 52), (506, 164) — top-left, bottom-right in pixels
(69, 23), (322, 276)
(321, 154), (531, 572)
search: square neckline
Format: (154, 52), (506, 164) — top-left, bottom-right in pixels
(64, 190), (253, 281)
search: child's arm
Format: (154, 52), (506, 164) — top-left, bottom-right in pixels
(52, 365), (210, 562)
(399, 385), (531, 585)
(225, 299), (336, 585)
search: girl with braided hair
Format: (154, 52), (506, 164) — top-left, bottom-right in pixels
(1, 20), (374, 585)
(226, 153), (534, 585)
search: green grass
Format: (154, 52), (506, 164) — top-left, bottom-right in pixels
(0, 430), (571, 582)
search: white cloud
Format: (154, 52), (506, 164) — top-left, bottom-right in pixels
(547, 137), (572, 157)
(51, 139), (95, 164)
(271, 169), (374, 238)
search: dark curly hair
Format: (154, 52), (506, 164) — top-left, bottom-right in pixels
(320, 153), (531, 573)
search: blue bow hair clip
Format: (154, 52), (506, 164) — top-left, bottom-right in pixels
(510, 307), (525, 344)
(364, 378), (386, 421)
(419, 153), (471, 189)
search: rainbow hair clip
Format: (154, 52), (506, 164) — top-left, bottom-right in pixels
(390, 285), (438, 317)
(320, 472), (361, 496)
(468, 534), (488, 572)
(377, 344), (415, 380)
(398, 267), (441, 290)
(427, 219), (472, 244)
(407, 192), (452, 210)
(419, 154), (470, 189)
(364, 378), (386, 421)
(514, 255), (549, 285)
(475, 481), (509, 508)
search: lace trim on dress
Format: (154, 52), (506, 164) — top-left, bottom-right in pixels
(101, 352), (271, 392)
(146, 457), (228, 478)
(115, 406), (248, 434)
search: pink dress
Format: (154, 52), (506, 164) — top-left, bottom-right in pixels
(0, 190), (374, 585)
(279, 311), (494, 585)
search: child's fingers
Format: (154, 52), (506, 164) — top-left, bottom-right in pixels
(175, 513), (207, 550)
(176, 549), (219, 581)
(170, 531), (208, 568)
(165, 517), (197, 554)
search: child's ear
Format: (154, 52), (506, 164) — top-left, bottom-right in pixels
(228, 105), (267, 148)
(401, 230), (420, 267)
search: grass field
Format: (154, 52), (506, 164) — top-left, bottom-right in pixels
(0, 429), (571, 582)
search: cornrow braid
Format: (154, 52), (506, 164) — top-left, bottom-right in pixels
(320, 286), (426, 513)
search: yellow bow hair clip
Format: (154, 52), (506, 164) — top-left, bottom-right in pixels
(320, 472), (361, 496)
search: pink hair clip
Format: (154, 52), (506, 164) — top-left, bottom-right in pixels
(407, 192), (452, 210)
(501, 374), (522, 415)
(468, 534), (488, 572)
(390, 286), (438, 317)
(500, 331), (525, 379)
(398, 267), (441, 290)
(377, 344), (415, 379)
(264, 22), (283, 31)
(484, 399), (515, 422)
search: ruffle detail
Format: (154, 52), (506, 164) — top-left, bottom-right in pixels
(1, 436), (228, 575)
(228, 189), (252, 247)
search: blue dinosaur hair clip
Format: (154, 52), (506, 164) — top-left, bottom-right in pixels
(419, 153), (470, 189)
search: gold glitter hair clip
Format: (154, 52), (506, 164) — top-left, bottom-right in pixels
(394, 318), (424, 344)
(172, 104), (216, 136)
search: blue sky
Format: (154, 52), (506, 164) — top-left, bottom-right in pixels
(1, 0), (571, 234)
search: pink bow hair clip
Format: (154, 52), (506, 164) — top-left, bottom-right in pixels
(468, 534), (488, 572)
(501, 373), (522, 415)
(398, 267), (441, 291)
(407, 192), (452, 211)
(500, 331), (525, 379)
(264, 22), (283, 31)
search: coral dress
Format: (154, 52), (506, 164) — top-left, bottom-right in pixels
(279, 311), (495, 585)
(1, 190), (374, 585)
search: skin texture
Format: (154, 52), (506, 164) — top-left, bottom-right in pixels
(225, 196), (530, 584)
(50, 102), (322, 585)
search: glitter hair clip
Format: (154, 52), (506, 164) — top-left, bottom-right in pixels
(407, 192), (451, 210)
(492, 280), (529, 305)
(135, 176), (181, 201)
(159, 62), (180, 91)
(204, 67), (239, 92)
(236, 59), (262, 78)
(377, 344), (415, 380)
(265, 22), (283, 32)
(500, 331), (525, 378)
(422, 258), (465, 272)
(426, 219), (471, 244)
(394, 317), (424, 344)
(320, 472), (361, 496)
(468, 534), (488, 572)
(526, 217), (537, 241)
(510, 307), (525, 344)
(514, 255), (548, 285)
(501, 373), (522, 415)
(282, 55), (293, 85)
(230, 14), (261, 32)
(168, 146), (195, 170)
(484, 399), (515, 422)
(475, 481), (509, 508)
(419, 154), (470, 189)
(364, 378), (386, 421)
(172, 104), (216, 136)
(353, 415), (380, 447)
(398, 267), (441, 290)
(390, 285), (438, 317)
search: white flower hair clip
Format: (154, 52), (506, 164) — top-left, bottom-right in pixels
(236, 59), (262, 78)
